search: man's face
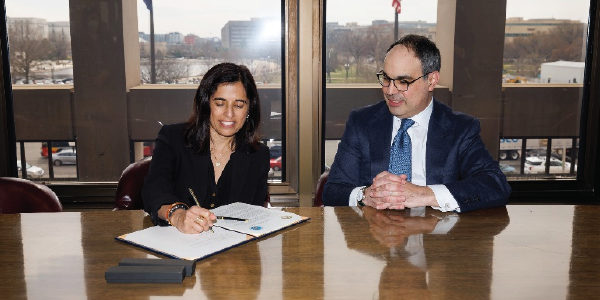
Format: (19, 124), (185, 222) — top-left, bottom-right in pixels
(382, 45), (438, 119)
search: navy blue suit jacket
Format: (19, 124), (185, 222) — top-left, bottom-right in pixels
(323, 99), (511, 212)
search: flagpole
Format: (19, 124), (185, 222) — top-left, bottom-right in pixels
(394, 12), (399, 41)
(149, 5), (156, 84)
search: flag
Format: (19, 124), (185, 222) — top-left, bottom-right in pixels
(143, 0), (152, 10)
(392, 0), (401, 14)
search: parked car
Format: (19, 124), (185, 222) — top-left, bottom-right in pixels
(17, 161), (45, 178)
(52, 149), (77, 166)
(270, 156), (282, 171)
(524, 157), (576, 174)
(41, 142), (72, 157)
(526, 149), (570, 162)
(143, 142), (154, 157)
(499, 163), (517, 174)
(269, 144), (282, 159)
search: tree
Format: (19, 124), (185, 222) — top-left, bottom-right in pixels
(8, 21), (52, 82)
(141, 55), (191, 84)
(503, 22), (585, 79)
(548, 23), (585, 62)
(49, 30), (71, 62)
(336, 29), (376, 79)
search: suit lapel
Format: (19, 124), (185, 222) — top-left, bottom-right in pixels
(369, 101), (394, 177)
(426, 100), (454, 184)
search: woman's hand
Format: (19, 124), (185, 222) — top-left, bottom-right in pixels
(170, 206), (217, 234)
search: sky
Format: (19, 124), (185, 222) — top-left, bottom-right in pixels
(5, 0), (592, 38)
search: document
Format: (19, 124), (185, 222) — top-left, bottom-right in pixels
(116, 203), (309, 261)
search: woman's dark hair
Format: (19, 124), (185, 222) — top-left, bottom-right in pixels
(184, 63), (261, 153)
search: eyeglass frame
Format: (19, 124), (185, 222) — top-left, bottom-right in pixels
(375, 71), (431, 92)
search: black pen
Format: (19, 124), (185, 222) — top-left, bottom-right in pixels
(188, 188), (214, 233)
(216, 216), (249, 222)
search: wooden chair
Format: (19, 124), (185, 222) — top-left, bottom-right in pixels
(0, 177), (62, 214)
(113, 156), (152, 211)
(313, 170), (329, 207)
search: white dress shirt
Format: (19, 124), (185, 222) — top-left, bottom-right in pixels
(349, 99), (461, 212)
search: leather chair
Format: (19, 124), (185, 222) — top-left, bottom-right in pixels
(0, 177), (63, 214)
(113, 156), (271, 210)
(113, 156), (152, 211)
(313, 170), (329, 207)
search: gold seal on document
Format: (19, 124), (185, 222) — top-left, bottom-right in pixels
(281, 216), (292, 219)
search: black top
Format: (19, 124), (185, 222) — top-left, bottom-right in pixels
(142, 123), (270, 226)
(205, 151), (233, 209)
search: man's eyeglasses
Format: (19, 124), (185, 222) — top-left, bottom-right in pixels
(376, 71), (431, 92)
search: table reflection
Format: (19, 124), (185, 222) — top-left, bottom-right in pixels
(198, 243), (262, 300)
(333, 206), (510, 299)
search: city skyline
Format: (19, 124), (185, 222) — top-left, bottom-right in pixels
(6, 0), (591, 38)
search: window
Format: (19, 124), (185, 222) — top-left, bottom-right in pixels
(7, 0), (285, 185)
(323, 0), (590, 183)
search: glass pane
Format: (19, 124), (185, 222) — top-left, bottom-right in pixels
(324, 0), (439, 173)
(7, 0), (284, 184)
(6, 1), (73, 85)
(325, 0), (589, 182)
(500, 1), (589, 180)
(16, 141), (77, 181)
(137, 1), (284, 183)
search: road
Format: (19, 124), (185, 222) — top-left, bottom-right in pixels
(16, 142), (77, 180)
(14, 141), (546, 182)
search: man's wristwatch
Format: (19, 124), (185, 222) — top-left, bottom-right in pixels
(357, 186), (369, 206)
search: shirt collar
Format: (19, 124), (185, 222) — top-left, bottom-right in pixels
(393, 97), (434, 128)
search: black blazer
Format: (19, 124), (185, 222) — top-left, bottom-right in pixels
(323, 99), (511, 212)
(142, 123), (270, 225)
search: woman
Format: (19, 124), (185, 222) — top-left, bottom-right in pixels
(142, 63), (270, 234)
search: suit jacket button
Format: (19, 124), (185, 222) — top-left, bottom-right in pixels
(210, 203), (215, 208)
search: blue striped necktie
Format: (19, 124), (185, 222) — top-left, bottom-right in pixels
(388, 119), (415, 181)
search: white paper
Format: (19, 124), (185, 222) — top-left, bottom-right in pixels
(120, 226), (247, 260)
(210, 202), (304, 237)
(118, 203), (306, 261)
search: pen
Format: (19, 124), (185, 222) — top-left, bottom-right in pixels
(216, 216), (249, 222)
(188, 188), (214, 233)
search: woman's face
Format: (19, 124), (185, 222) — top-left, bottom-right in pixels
(209, 81), (249, 140)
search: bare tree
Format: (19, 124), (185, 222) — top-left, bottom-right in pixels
(548, 23), (585, 62)
(141, 55), (191, 84)
(257, 65), (277, 84)
(504, 22), (585, 78)
(335, 29), (376, 79)
(8, 21), (51, 82)
(49, 31), (71, 62)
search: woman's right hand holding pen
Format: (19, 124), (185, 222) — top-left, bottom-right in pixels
(170, 206), (216, 234)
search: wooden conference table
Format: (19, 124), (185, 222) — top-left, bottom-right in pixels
(1, 205), (599, 300)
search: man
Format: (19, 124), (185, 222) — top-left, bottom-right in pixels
(323, 35), (511, 213)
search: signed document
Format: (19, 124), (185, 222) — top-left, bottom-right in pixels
(211, 202), (304, 237)
(116, 203), (309, 261)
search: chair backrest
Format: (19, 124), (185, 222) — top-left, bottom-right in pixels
(0, 177), (63, 214)
(113, 156), (270, 210)
(113, 156), (152, 211)
(313, 170), (329, 207)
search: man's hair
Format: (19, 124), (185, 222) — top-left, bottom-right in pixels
(386, 34), (441, 75)
(184, 62), (261, 154)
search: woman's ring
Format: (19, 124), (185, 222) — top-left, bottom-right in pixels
(195, 216), (203, 224)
